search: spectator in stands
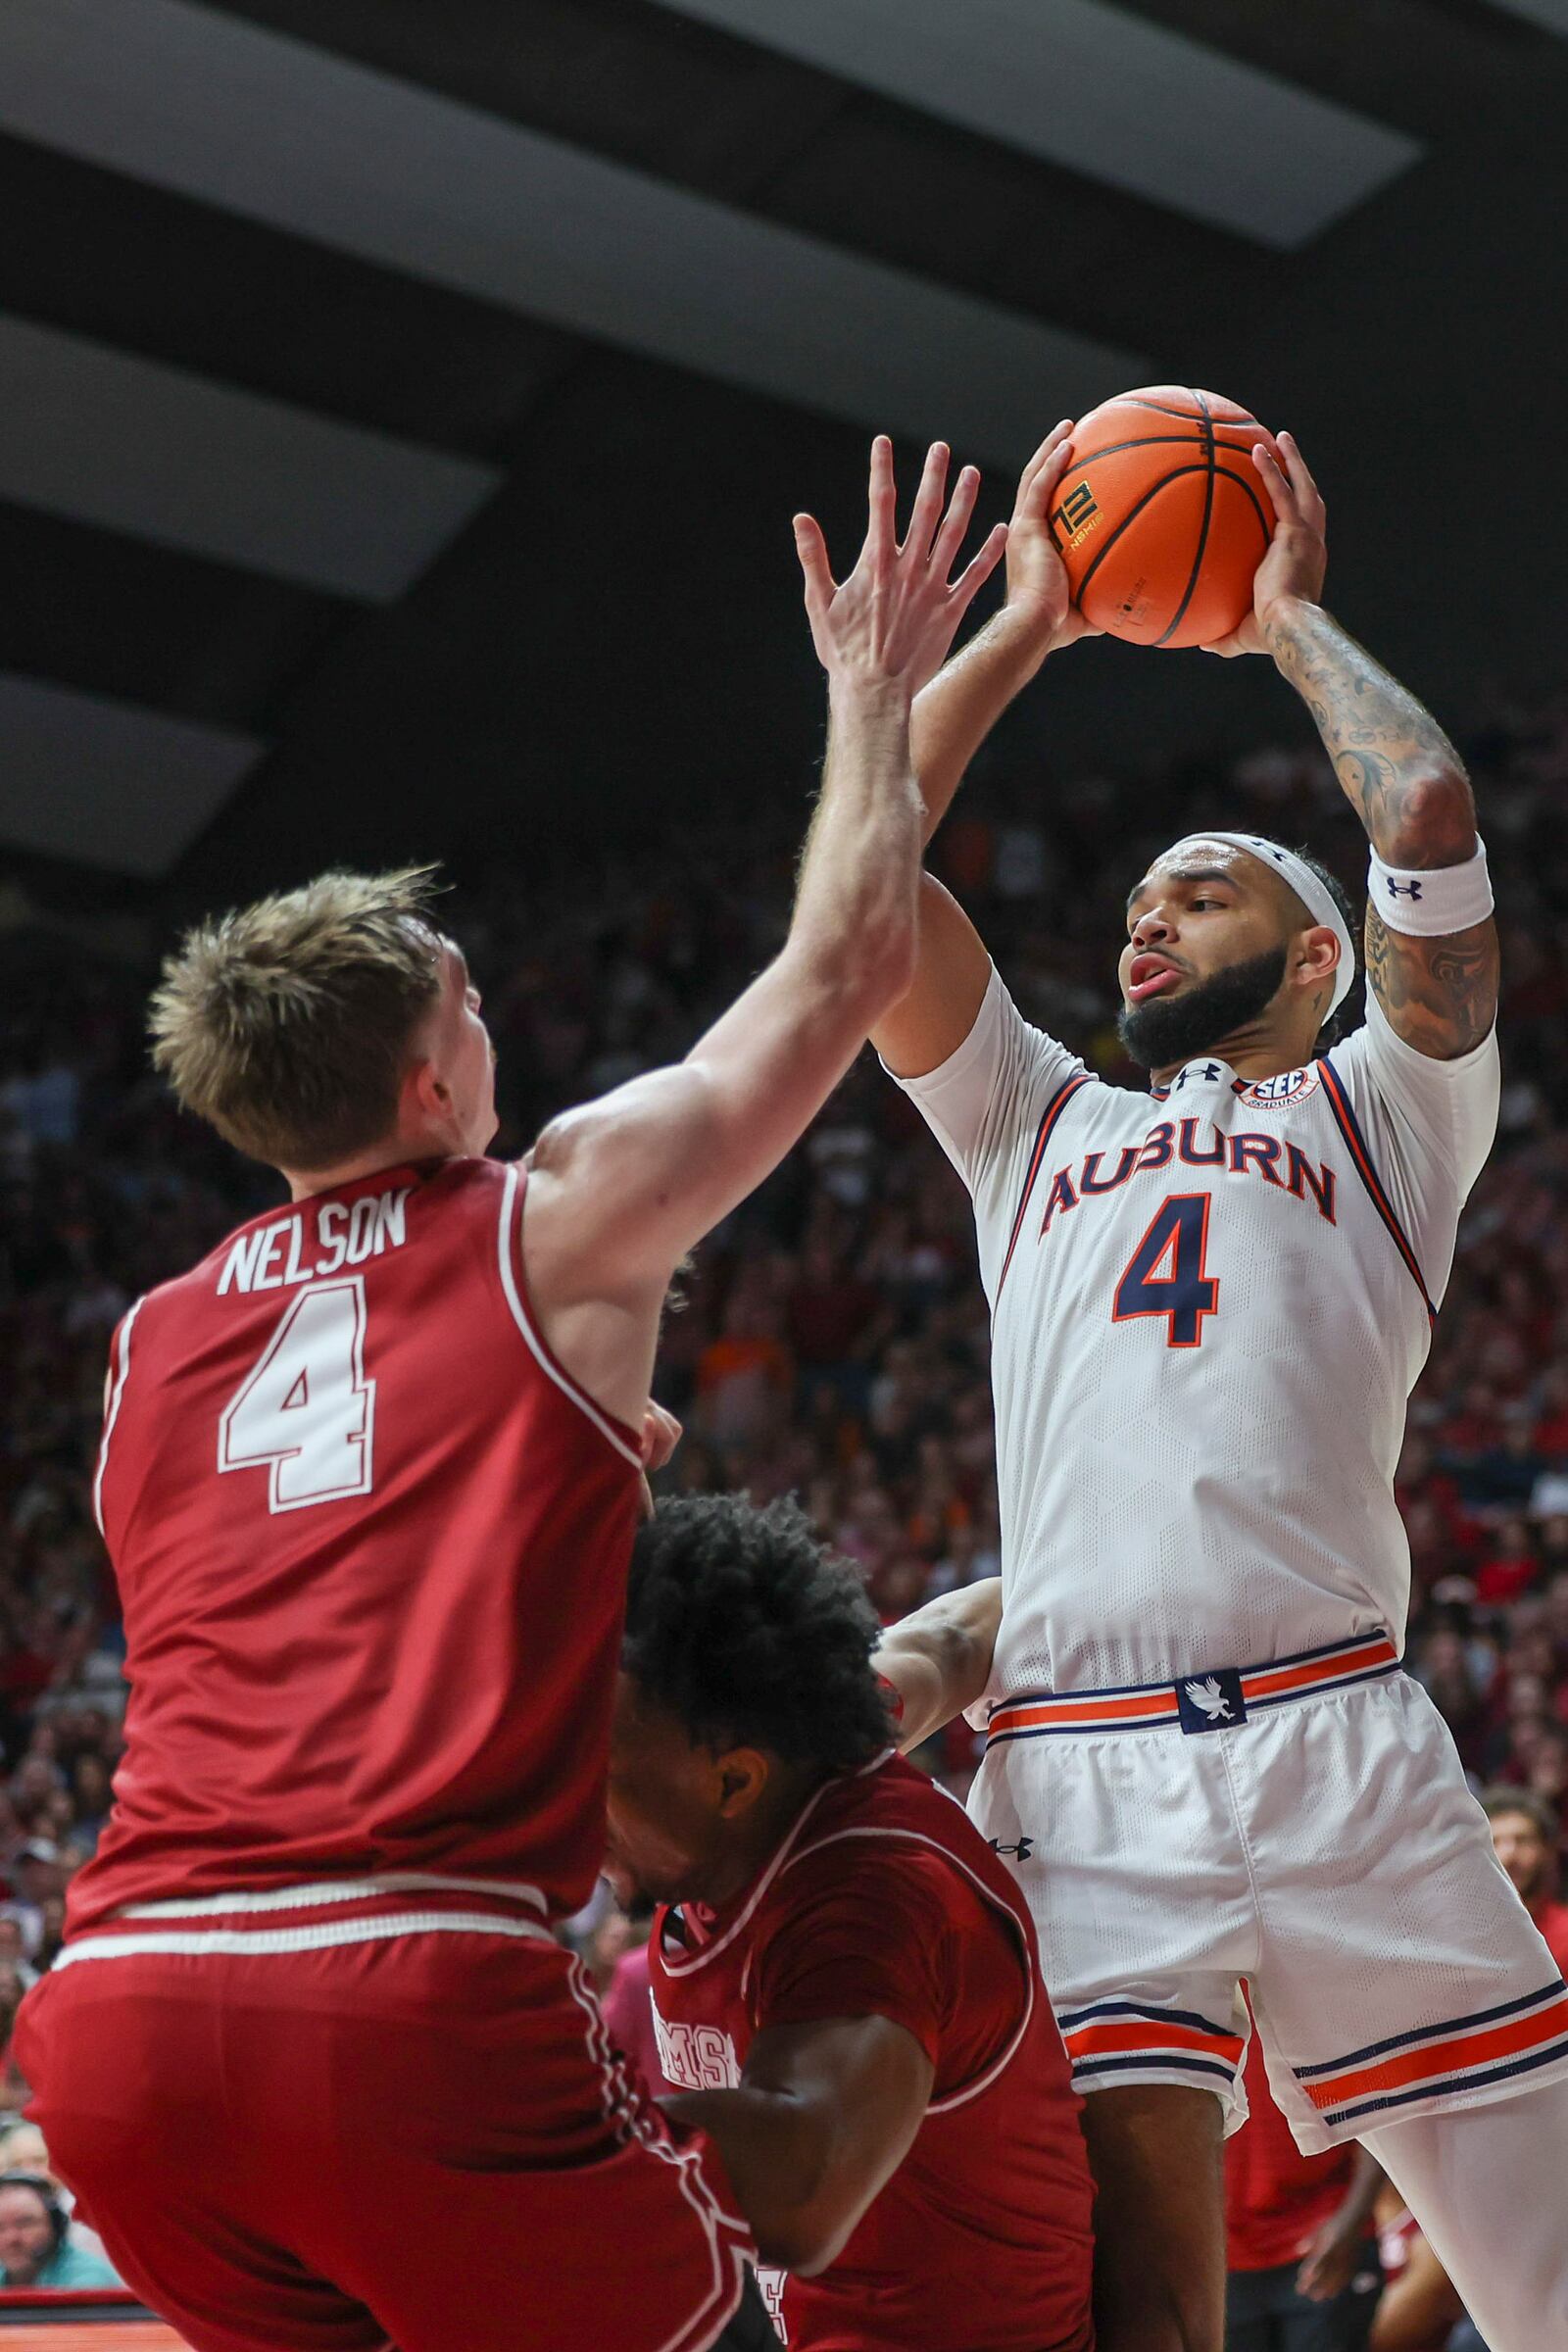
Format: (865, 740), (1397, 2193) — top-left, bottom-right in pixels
(0, 2127), (115, 2272)
(1483, 1788), (1568, 1977)
(1369, 2197), (1464, 2352)
(1474, 1514), (1539, 1606)
(0, 2172), (120, 2288)
(577, 1901), (642, 2001)
(1225, 2026), (1383, 2351)
(0, 1928), (33, 1996)
(599, 1905), (672, 2099)
(0, 1846), (58, 1963)
(67, 1757), (111, 1855)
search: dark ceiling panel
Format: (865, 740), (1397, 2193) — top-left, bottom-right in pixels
(1121, 0), (1546, 137)
(0, 501), (352, 732)
(223, 0), (852, 203)
(650, 0), (1423, 249)
(213, 0), (1272, 350)
(753, 96), (1276, 358)
(0, 132), (578, 458)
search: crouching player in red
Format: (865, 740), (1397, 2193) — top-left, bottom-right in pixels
(607, 1495), (1096, 2352)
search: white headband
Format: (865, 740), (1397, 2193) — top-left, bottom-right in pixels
(1165, 831), (1355, 1017)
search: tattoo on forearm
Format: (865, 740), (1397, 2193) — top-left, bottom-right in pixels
(1264, 606), (1475, 866)
(1364, 905), (1497, 1058)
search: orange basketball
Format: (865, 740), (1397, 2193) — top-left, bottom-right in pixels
(1050, 386), (1278, 649)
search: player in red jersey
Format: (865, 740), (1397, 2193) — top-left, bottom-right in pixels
(17, 435), (1024, 2352)
(606, 1494), (1096, 2352)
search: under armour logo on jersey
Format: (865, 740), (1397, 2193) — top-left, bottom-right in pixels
(988, 1836), (1034, 1862)
(1385, 877), (1424, 900)
(1173, 1062), (1222, 1091)
(1185, 1676), (1234, 1722)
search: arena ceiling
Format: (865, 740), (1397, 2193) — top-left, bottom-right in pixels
(1, 0), (1564, 890)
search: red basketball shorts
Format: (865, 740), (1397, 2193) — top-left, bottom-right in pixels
(17, 1902), (753, 2352)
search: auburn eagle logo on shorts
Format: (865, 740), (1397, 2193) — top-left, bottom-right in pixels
(1184, 1677), (1236, 1723)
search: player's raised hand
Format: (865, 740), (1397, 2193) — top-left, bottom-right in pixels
(1201, 430), (1328, 657)
(1004, 420), (1102, 656)
(794, 437), (1007, 700)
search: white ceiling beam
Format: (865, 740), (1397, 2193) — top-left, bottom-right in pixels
(650, 0), (1423, 249)
(0, 673), (262, 876)
(1478, 0), (1568, 29)
(0, 0), (1145, 464)
(0, 314), (500, 602)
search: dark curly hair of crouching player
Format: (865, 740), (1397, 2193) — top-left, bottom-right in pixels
(623, 1494), (892, 1771)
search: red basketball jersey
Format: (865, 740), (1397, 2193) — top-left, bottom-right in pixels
(649, 1752), (1095, 2352)
(71, 1156), (643, 1934)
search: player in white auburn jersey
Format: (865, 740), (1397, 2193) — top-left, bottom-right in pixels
(867, 423), (1568, 2352)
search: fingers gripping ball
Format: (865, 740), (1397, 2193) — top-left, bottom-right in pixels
(1049, 386), (1278, 649)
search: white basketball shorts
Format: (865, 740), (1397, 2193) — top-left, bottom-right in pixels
(969, 1633), (1568, 2152)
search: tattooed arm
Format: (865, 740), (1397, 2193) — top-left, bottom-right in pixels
(1201, 429), (1496, 1061)
(1266, 595), (1496, 1060)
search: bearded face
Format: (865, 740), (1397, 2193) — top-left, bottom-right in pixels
(1117, 944), (1289, 1069)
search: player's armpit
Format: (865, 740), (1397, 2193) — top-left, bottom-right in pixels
(663, 2016), (933, 2277)
(870, 873), (993, 1081)
(873, 1576), (1002, 1751)
(1363, 905), (1498, 1061)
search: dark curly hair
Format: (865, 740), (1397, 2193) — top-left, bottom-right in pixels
(623, 1494), (892, 1772)
(1293, 844), (1360, 1048)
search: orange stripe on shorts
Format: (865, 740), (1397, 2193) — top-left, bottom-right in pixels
(1064, 2020), (1243, 2063)
(1305, 1993), (1568, 2111)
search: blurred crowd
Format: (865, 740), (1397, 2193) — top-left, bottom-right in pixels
(0, 684), (1565, 2322)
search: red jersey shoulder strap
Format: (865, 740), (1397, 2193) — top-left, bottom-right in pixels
(93, 1295), (146, 1536)
(494, 1159), (644, 1470)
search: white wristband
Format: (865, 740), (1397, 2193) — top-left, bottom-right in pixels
(1367, 837), (1493, 936)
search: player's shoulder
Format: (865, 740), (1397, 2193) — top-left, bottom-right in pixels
(776, 1755), (997, 1911)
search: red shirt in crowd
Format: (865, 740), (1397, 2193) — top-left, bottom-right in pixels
(1531, 1899), (1568, 1979)
(74, 1158), (643, 1933)
(1226, 2027), (1362, 2273)
(649, 1751), (1095, 2352)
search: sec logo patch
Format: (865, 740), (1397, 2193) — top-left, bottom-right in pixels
(1241, 1067), (1319, 1108)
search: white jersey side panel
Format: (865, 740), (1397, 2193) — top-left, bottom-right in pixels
(894, 972), (1499, 1693)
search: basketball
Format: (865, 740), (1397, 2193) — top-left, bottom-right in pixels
(1050, 386), (1278, 650)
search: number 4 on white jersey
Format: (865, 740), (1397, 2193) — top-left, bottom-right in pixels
(219, 1278), (375, 1511)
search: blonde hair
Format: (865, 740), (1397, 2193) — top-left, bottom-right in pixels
(149, 866), (446, 1171)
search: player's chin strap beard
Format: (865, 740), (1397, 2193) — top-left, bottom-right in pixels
(1117, 945), (1289, 1071)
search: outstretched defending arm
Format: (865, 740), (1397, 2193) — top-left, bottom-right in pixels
(524, 439), (1008, 1427)
(872, 423), (1100, 1080)
(1203, 433), (1497, 1062)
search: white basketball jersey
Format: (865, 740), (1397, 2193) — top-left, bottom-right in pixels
(893, 970), (1499, 1692)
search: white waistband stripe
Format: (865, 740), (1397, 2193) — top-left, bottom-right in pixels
(57, 1909), (556, 1967)
(115, 1872), (548, 1920)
